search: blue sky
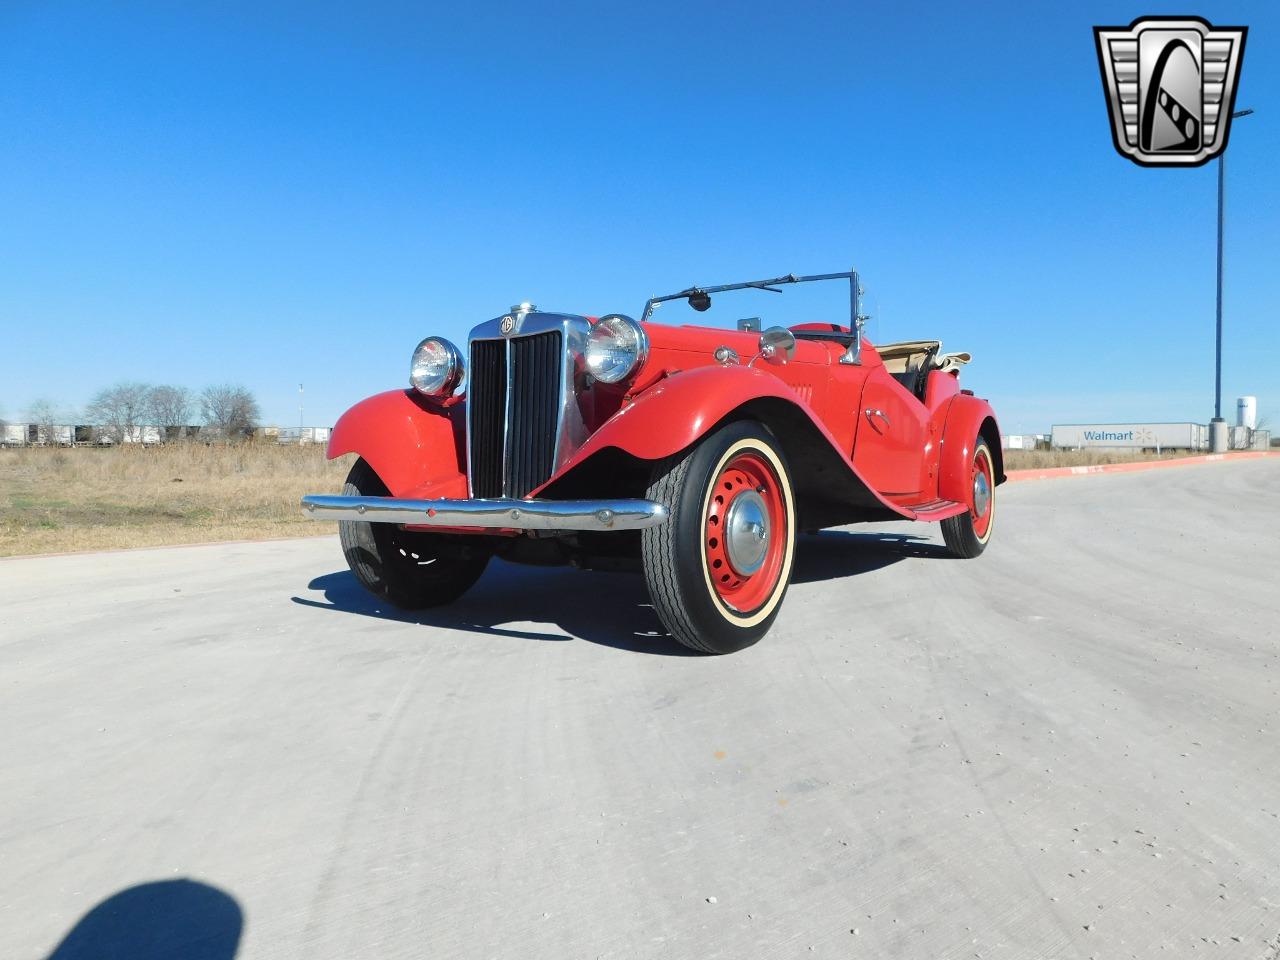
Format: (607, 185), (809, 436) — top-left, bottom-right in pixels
(1, 1), (1276, 434)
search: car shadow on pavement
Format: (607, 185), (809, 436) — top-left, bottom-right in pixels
(293, 530), (948, 654)
(791, 530), (951, 583)
(294, 563), (699, 656)
(44, 878), (242, 960)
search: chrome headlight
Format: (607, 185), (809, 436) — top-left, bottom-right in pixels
(409, 337), (464, 397)
(585, 314), (647, 384)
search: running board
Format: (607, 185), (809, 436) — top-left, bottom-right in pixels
(903, 498), (969, 521)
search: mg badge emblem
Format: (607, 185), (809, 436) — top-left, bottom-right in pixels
(1094, 16), (1247, 167)
(500, 315), (515, 335)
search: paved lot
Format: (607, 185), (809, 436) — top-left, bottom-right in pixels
(3, 459), (1279, 959)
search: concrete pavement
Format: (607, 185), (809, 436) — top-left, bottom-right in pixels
(3, 459), (1279, 959)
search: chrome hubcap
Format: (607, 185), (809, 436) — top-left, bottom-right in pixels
(973, 470), (991, 518)
(724, 490), (769, 575)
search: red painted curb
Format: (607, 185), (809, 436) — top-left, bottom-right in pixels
(1005, 450), (1276, 483)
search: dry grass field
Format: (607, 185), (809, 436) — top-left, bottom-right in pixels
(0, 443), (1214, 557)
(1001, 448), (1201, 469)
(0, 444), (352, 557)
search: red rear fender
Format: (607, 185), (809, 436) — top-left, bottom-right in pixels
(937, 394), (1004, 502)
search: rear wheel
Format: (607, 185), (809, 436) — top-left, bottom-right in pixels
(642, 421), (797, 654)
(941, 438), (995, 558)
(339, 459), (491, 609)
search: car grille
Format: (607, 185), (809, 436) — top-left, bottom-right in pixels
(468, 331), (563, 498)
(468, 339), (507, 498)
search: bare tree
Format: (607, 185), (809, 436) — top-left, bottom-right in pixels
(1253, 413), (1272, 450)
(148, 385), (193, 440)
(86, 382), (151, 444)
(200, 384), (260, 440)
(26, 398), (63, 445)
(1260, 412), (1279, 447)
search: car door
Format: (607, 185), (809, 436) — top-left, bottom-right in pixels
(852, 368), (929, 497)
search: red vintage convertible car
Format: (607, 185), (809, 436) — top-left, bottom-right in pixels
(302, 271), (1004, 654)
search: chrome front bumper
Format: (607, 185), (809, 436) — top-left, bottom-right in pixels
(300, 495), (668, 531)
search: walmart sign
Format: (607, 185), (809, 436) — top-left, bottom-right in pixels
(1051, 422), (1209, 450)
(1083, 430), (1135, 442)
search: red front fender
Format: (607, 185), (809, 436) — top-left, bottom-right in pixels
(534, 365), (908, 520)
(327, 390), (469, 499)
(562, 366), (814, 460)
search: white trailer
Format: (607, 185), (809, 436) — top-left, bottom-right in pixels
(121, 425), (163, 445)
(1051, 422), (1208, 451)
(35, 425), (74, 446)
(279, 426), (332, 445)
(1001, 434), (1040, 450)
(1, 423), (28, 446)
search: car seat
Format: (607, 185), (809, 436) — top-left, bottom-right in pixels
(876, 340), (941, 401)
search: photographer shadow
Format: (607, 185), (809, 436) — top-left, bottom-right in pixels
(44, 878), (242, 960)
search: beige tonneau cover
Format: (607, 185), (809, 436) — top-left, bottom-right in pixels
(875, 340), (971, 375)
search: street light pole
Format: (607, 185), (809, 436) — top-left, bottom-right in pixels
(1212, 107), (1254, 452)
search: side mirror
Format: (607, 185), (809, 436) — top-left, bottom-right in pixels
(688, 290), (712, 312)
(757, 326), (796, 365)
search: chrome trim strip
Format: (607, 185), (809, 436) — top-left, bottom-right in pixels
(501, 336), (512, 494)
(464, 340), (473, 498)
(301, 495), (669, 531)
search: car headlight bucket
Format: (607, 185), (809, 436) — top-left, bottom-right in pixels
(586, 315), (648, 384)
(409, 337), (464, 397)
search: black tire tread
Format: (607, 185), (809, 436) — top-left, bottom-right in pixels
(939, 439), (992, 559)
(939, 511), (983, 558)
(338, 459), (490, 609)
(641, 451), (719, 654)
(641, 420), (794, 655)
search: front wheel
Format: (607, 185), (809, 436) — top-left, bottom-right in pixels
(940, 438), (996, 558)
(338, 459), (491, 609)
(642, 421), (797, 654)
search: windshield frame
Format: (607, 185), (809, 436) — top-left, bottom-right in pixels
(639, 270), (862, 331)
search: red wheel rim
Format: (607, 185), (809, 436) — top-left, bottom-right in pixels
(971, 446), (994, 539)
(703, 451), (788, 614)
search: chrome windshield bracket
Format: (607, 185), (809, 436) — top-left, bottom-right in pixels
(839, 269), (867, 365)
